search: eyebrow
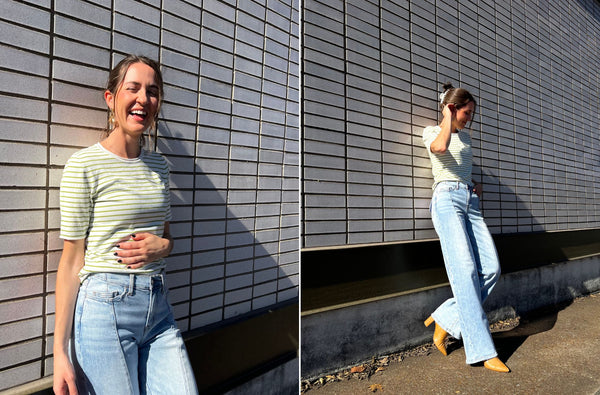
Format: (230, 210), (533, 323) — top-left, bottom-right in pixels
(124, 81), (159, 90)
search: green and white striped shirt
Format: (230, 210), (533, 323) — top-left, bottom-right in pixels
(60, 143), (171, 280)
(422, 125), (472, 190)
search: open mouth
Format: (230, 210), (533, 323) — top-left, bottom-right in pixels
(129, 109), (147, 121)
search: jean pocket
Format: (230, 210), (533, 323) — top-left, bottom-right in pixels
(84, 279), (127, 302)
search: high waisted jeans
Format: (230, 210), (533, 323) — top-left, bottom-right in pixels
(429, 181), (501, 364)
(72, 272), (198, 394)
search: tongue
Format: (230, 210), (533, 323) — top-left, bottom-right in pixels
(130, 113), (145, 122)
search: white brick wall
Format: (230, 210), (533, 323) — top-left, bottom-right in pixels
(0, 0), (299, 390)
(302, 0), (600, 247)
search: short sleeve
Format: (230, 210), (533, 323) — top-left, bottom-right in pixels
(422, 126), (441, 151)
(59, 155), (92, 240)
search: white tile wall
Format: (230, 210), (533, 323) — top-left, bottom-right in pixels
(302, 0), (600, 247)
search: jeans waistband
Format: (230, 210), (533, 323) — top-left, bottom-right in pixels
(435, 181), (474, 190)
(85, 271), (165, 293)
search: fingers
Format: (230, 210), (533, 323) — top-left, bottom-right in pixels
(113, 248), (148, 267)
(53, 372), (78, 395)
(124, 261), (146, 270)
(68, 379), (79, 395)
(114, 232), (150, 246)
(113, 233), (161, 267)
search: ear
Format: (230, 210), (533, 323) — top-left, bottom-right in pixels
(447, 103), (456, 112)
(104, 90), (114, 111)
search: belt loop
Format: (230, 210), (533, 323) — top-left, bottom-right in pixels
(160, 273), (166, 294)
(128, 274), (134, 296)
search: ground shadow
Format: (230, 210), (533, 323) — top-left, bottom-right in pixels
(443, 300), (572, 363)
(492, 300), (572, 362)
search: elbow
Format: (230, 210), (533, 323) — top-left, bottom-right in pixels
(430, 145), (447, 154)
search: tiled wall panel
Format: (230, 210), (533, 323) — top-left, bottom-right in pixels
(302, 0), (600, 248)
(0, 0), (299, 390)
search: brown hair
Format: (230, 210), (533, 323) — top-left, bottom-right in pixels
(105, 55), (164, 141)
(439, 82), (476, 111)
(439, 82), (476, 130)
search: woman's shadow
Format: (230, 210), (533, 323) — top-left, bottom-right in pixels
(490, 301), (571, 362)
(154, 122), (299, 393)
(466, 164), (572, 362)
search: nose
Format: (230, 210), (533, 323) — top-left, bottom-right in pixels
(136, 89), (149, 105)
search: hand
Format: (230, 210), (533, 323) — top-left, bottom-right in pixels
(473, 183), (482, 198)
(114, 232), (171, 269)
(53, 352), (78, 395)
(442, 103), (456, 122)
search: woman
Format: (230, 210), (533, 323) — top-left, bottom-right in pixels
(422, 82), (509, 373)
(53, 55), (198, 394)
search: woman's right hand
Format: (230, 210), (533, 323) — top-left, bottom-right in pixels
(442, 103), (456, 122)
(53, 352), (78, 395)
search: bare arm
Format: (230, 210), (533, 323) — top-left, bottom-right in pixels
(53, 239), (85, 395)
(114, 222), (173, 269)
(429, 104), (455, 154)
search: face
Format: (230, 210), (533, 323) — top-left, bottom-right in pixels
(453, 101), (475, 130)
(105, 62), (159, 138)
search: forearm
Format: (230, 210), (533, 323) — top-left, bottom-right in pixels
(430, 117), (452, 153)
(53, 241), (84, 355)
(54, 275), (79, 354)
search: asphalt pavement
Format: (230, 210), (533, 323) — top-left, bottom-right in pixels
(303, 292), (600, 395)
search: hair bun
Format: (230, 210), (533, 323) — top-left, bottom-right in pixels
(442, 82), (454, 91)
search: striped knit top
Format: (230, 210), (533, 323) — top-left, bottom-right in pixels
(422, 125), (472, 190)
(59, 143), (171, 280)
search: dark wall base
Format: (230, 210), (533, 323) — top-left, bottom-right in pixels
(302, 229), (600, 312)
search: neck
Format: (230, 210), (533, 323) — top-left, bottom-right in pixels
(439, 117), (457, 133)
(101, 129), (143, 159)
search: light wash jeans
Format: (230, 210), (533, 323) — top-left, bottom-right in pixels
(72, 272), (198, 394)
(429, 181), (501, 364)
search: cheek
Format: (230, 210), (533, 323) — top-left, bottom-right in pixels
(149, 99), (159, 115)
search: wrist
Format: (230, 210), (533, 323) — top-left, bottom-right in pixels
(162, 235), (173, 257)
(53, 344), (69, 356)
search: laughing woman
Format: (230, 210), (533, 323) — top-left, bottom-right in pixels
(422, 82), (509, 373)
(53, 55), (198, 394)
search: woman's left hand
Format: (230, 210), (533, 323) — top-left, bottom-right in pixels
(473, 183), (482, 198)
(114, 232), (172, 269)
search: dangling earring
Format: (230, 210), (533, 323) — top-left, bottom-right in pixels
(108, 111), (115, 130)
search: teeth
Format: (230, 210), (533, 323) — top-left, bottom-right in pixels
(130, 110), (146, 116)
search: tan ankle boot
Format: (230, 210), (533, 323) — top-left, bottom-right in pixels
(424, 316), (448, 356)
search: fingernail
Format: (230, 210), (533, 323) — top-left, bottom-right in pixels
(116, 244), (120, 248)
(131, 234), (136, 238)
(114, 252), (118, 256)
(127, 266), (131, 269)
(118, 259), (122, 263)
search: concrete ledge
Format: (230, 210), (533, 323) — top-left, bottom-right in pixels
(301, 255), (600, 379)
(225, 357), (299, 395)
